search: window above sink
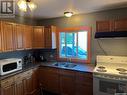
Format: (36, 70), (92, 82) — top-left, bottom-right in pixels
(57, 26), (91, 64)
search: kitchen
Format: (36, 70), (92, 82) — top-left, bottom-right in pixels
(0, 0), (127, 95)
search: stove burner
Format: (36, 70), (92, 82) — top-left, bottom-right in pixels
(119, 72), (127, 75)
(116, 68), (127, 72)
(96, 66), (107, 72)
(96, 69), (107, 72)
(98, 66), (105, 69)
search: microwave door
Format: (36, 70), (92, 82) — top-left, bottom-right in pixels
(1, 62), (18, 75)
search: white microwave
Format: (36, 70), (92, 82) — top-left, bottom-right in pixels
(0, 58), (22, 75)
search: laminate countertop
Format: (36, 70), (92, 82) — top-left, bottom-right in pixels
(39, 61), (95, 73)
(0, 61), (95, 80)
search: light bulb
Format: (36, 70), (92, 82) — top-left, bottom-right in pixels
(17, 0), (27, 12)
(64, 12), (73, 17)
(28, 2), (37, 11)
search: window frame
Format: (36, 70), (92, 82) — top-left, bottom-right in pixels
(56, 26), (91, 64)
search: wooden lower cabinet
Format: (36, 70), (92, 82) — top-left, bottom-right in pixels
(0, 68), (39, 95)
(38, 67), (60, 94)
(32, 68), (40, 95)
(39, 66), (93, 95)
(1, 77), (15, 95)
(59, 70), (75, 95)
(15, 80), (24, 95)
(75, 72), (93, 95)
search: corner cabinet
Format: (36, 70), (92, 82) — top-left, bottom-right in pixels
(33, 26), (45, 49)
(38, 66), (60, 94)
(44, 26), (56, 49)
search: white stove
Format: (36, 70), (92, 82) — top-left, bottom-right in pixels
(93, 55), (127, 95)
(94, 55), (127, 78)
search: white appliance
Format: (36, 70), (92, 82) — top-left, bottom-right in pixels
(93, 55), (127, 95)
(0, 58), (22, 75)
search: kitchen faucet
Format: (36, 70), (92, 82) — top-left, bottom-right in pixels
(67, 58), (71, 63)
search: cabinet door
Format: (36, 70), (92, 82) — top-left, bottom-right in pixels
(1, 85), (15, 95)
(14, 24), (24, 50)
(75, 72), (93, 95)
(2, 21), (14, 51)
(38, 67), (60, 94)
(76, 84), (93, 95)
(96, 21), (114, 32)
(14, 74), (24, 95)
(0, 21), (4, 52)
(44, 26), (56, 49)
(15, 81), (24, 95)
(114, 19), (127, 31)
(24, 25), (33, 49)
(33, 26), (45, 48)
(23, 70), (33, 95)
(1, 77), (15, 95)
(32, 68), (40, 95)
(60, 70), (75, 95)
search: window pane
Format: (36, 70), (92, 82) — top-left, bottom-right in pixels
(60, 32), (65, 57)
(78, 31), (88, 59)
(66, 33), (77, 57)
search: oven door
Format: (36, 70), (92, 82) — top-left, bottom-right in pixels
(93, 76), (127, 95)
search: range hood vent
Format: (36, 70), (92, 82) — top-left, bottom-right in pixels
(95, 31), (127, 38)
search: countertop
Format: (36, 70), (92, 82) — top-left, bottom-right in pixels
(39, 61), (94, 73)
(0, 61), (95, 80)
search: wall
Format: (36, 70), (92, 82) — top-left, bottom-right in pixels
(37, 8), (127, 64)
(0, 15), (36, 25)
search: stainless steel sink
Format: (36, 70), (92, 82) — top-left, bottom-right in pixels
(52, 62), (66, 67)
(52, 62), (77, 68)
(64, 64), (77, 68)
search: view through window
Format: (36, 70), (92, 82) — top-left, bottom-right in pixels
(59, 31), (88, 60)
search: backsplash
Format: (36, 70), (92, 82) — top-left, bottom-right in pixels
(0, 49), (57, 62)
(0, 50), (33, 60)
(33, 49), (57, 62)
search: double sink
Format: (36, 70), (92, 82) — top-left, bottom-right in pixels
(52, 62), (77, 68)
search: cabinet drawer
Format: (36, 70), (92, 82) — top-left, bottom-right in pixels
(14, 73), (24, 81)
(39, 66), (59, 74)
(76, 72), (93, 85)
(23, 70), (33, 77)
(1, 77), (14, 87)
(59, 69), (75, 77)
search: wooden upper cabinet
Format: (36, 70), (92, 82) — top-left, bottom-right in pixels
(23, 25), (33, 49)
(0, 21), (4, 52)
(14, 24), (24, 50)
(44, 26), (56, 49)
(96, 20), (114, 32)
(1, 21), (14, 52)
(33, 26), (45, 49)
(114, 19), (127, 31)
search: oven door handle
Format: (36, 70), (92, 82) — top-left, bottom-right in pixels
(93, 75), (127, 82)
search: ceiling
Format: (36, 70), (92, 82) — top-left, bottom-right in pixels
(15, 0), (127, 19)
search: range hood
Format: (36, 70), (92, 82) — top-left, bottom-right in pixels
(95, 31), (127, 38)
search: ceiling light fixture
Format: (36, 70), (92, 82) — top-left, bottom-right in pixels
(64, 12), (73, 17)
(17, 0), (37, 12)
